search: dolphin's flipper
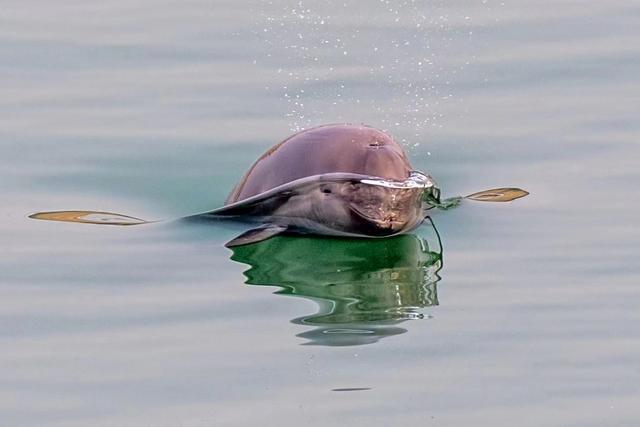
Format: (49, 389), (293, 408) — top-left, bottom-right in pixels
(225, 224), (288, 248)
(29, 211), (149, 226)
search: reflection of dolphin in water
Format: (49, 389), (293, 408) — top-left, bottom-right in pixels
(230, 221), (443, 346)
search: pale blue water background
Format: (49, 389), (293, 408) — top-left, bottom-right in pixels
(1, 1), (639, 426)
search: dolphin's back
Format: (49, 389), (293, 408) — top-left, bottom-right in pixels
(226, 124), (413, 204)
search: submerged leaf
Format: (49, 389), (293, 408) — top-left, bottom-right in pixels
(422, 184), (462, 210)
(436, 196), (464, 210)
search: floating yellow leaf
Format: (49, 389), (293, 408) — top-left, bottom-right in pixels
(29, 211), (147, 226)
(465, 188), (529, 202)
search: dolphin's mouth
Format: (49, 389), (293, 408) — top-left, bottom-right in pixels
(349, 206), (406, 230)
(348, 207), (407, 236)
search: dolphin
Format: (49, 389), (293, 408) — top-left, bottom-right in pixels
(29, 124), (528, 247)
(193, 124), (441, 246)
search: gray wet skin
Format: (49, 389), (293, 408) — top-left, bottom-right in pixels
(208, 124), (436, 242)
(227, 124), (416, 202)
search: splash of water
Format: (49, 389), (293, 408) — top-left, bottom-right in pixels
(252, 0), (480, 145)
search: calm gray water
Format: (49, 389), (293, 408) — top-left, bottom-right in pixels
(1, 1), (639, 426)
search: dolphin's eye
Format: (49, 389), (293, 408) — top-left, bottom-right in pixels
(368, 138), (384, 148)
(322, 188), (332, 194)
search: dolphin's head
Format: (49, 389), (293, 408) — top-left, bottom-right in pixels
(277, 171), (438, 237)
(345, 171), (439, 236)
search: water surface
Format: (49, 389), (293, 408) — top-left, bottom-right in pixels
(1, 1), (639, 426)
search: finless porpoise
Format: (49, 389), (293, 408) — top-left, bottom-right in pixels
(30, 124), (528, 247)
